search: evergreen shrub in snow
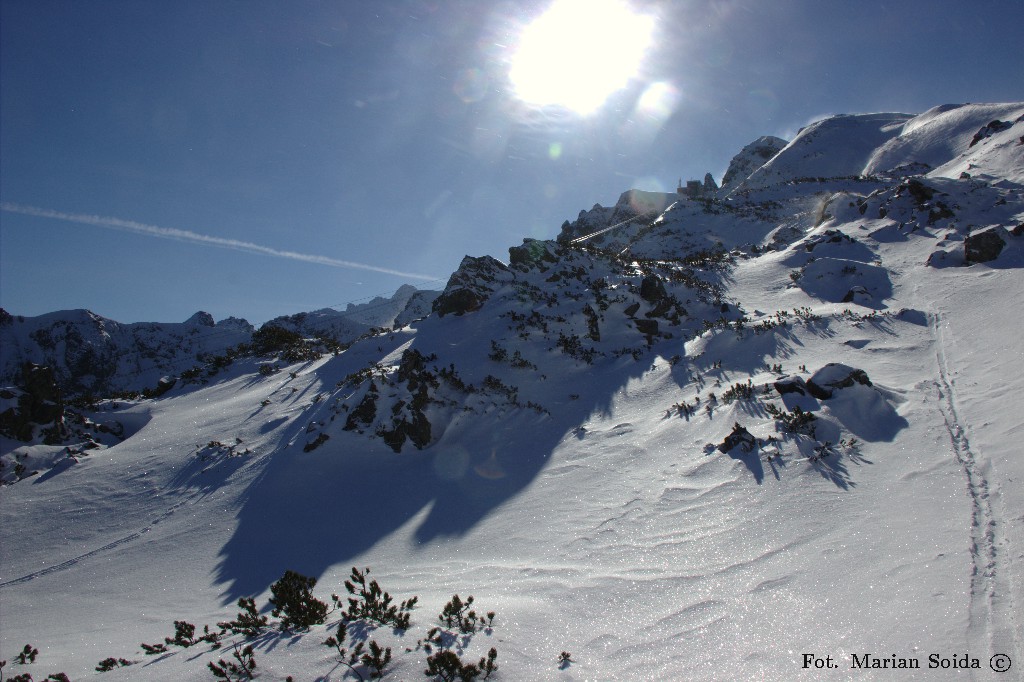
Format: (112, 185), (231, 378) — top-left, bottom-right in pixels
(217, 597), (269, 638)
(336, 566), (418, 630)
(208, 644), (256, 681)
(269, 570), (328, 631)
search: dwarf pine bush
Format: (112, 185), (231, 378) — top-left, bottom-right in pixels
(424, 647), (497, 681)
(96, 657), (135, 671)
(269, 570), (328, 631)
(14, 645), (38, 664)
(323, 620), (393, 681)
(208, 644), (256, 681)
(217, 597), (269, 637)
(336, 566), (418, 630)
(438, 595), (494, 634)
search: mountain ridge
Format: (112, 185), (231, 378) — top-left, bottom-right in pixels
(1, 102), (1022, 681)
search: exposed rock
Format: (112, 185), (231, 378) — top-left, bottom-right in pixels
(718, 422), (756, 452)
(344, 382), (378, 431)
(841, 285), (871, 303)
(806, 363), (872, 400)
(964, 226), (1009, 264)
(720, 136), (788, 190)
(774, 375), (807, 396)
(634, 319), (659, 336)
(433, 288), (485, 317)
(639, 275), (667, 303)
(185, 311), (216, 327)
(623, 302), (641, 318)
(969, 119), (1013, 147)
(508, 238), (560, 270)
(433, 255), (511, 317)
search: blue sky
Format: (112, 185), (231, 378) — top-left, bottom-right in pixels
(2, 0), (1022, 325)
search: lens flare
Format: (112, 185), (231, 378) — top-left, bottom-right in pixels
(510, 0), (654, 115)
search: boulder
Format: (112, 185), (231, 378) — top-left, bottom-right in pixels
(964, 226), (1009, 264)
(718, 423), (756, 452)
(806, 363), (872, 400)
(639, 275), (667, 303)
(774, 375), (807, 396)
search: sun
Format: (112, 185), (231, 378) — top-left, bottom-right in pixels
(510, 0), (655, 115)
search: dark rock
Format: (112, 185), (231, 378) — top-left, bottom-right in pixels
(1010, 223), (1024, 237)
(433, 255), (511, 317)
(508, 238), (560, 270)
(718, 422), (756, 453)
(964, 226), (1008, 264)
(151, 376), (177, 397)
(639, 275), (667, 303)
(433, 288), (485, 317)
(185, 311), (216, 327)
(344, 383), (378, 431)
(634, 319), (659, 336)
(623, 302), (641, 318)
(969, 119), (1013, 147)
(806, 363), (872, 400)
(774, 375), (807, 396)
(841, 286), (870, 303)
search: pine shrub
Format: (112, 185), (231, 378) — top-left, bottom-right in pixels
(96, 657), (135, 672)
(140, 641), (169, 655)
(336, 566), (418, 630)
(15, 645), (38, 664)
(323, 621), (393, 681)
(208, 644), (256, 681)
(438, 595), (494, 634)
(269, 570), (328, 631)
(765, 403), (817, 437)
(424, 648), (497, 681)
(217, 597), (269, 638)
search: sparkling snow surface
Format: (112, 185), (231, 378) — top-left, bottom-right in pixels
(2, 103), (1023, 680)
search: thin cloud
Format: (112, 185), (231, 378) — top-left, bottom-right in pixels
(0, 202), (439, 281)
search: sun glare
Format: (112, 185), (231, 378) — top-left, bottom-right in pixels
(510, 0), (654, 115)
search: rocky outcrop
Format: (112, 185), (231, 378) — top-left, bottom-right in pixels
(719, 136), (788, 190)
(433, 255), (513, 317)
(719, 422), (756, 452)
(964, 226), (1009, 264)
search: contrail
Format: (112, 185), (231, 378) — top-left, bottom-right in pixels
(0, 202), (439, 281)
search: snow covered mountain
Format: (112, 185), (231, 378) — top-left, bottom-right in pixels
(0, 285), (439, 398)
(1, 102), (1022, 681)
(0, 308), (254, 396)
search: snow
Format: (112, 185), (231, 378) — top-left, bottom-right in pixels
(2, 103), (1023, 681)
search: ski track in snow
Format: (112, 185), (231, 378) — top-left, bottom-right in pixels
(930, 311), (1017, 667)
(0, 498), (188, 589)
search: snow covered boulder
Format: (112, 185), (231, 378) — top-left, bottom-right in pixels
(806, 363), (872, 400)
(797, 258), (891, 307)
(964, 225), (1009, 264)
(773, 375), (808, 396)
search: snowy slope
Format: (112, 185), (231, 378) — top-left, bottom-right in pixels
(2, 104), (1023, 681)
